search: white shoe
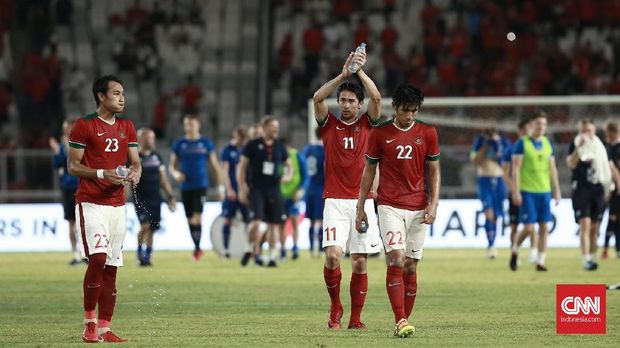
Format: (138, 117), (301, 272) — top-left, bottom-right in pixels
(529, 253), (538, 264)
(486, 247), (497, 259)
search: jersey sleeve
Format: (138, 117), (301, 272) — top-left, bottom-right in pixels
(363, 112), (381, 127)
(156, 152), (166, 171)
(52, 144), (65, 168)
(469, 136), (483, 160)
(512, 139), (524, 155)
(426, 126), (440, 161)
(205, 138), (216, 154)
(568, 142), (575, 155)
(549, 140), (555, 156)
(242, 140), (254, 158)
(317, 111), (334, 128)
(281, 143), (289, 161)
(172, 139), (181, 155)
(220, 146), (229, 162)
(502, 144), (513, 163)
(68, 119), (88, 149)
(127, 122), (138, 148)
(365, 128), (381, 164)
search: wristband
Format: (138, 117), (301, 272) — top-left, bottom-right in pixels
(96, 169), (104, 179)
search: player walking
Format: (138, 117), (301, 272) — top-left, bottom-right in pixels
(355, 84), (440, 338)
(279, 141), (307, 260)
(302, 127), (325, 256)
(134, 128), (176, 266)
(470, 127), (510, 258)
(603, 120), (620, 259)
(313, 51), (382, 329)
(220, 126), (251, 258)
(50, 118), (82, 265)
(510, 112), (562, 272)
(169, 114), (224, 261)
(68, 75), (141, 343)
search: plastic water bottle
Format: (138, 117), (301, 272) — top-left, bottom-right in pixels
(360, 220), (368, 233)
(348, 43), (366, 73)
(116, 165), (128, 177)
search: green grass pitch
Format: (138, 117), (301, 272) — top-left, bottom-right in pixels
(0, 249), (618, 347)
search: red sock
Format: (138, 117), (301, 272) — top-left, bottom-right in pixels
(83, 254), (106, 317)
(386, 266), (406, 323)
(323, 266), (342, 315)
(349, 273), (368, 324)
(97, 266), (118, 325)
(404, 272), (417, 318)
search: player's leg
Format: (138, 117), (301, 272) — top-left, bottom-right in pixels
(586, 192), (605, 269)
(64, 189), (81, 264)
(76, 203), (109, 342)
(97, 205), (128, 342)
(378, 205), (413, 336)
(267, 223), (279, 267)
(221, 199), (236, 258)
(266, 187), (286, 266)
(244, 188), (266, 266)
(477, 178), (496, 257)
(534, 192), (553, 271)
(403, 209), (426, 321)
(322, 199), (349, 329)
(347, 199), (380, 328)
(305, 195), (316, 255)
(137, 223), (148, 265)
(608, 194), (620, 257)
(144, 204), (161, 266)
(290, 202), (301, 260)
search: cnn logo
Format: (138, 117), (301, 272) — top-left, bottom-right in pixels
(556, 284), (606, 334)
(560, 296), (600, 315)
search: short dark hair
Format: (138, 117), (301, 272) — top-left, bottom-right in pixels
(261, 115), (277, 127)
(518, 117), (531, 130)
(183, 113), (200, 122)
(392, 83), (424, 109)
(92, 75), (122, 106)
(605, 120), (618, 134)
(533, 110), (547, 120)
(336, 82), (364, 102)
(235, 125), (247, 140)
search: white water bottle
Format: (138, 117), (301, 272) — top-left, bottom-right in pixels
(348, 43), (366, 73)
(116, 165), (128, 178)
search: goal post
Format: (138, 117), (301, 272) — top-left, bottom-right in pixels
(308, 95), (620, 198)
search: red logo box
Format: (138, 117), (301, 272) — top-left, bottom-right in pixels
(556, 284), (606, 334)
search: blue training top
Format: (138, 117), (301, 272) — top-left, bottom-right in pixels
(220, 143), (242, 192)
(52, 142), (78, 190)
(301, 143), (325, 194)
(172, 136), (216, 190)
(135, 151), (164, 204)
(471, 135), (512, 164)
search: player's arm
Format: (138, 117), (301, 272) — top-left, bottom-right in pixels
(610, 160), (620, 190)
(236, 155), (250, 204)
(312, 53), (355, 125)
(549, 156), (561, 204)
(281, 157), (294, 183)
(208, 152), (225, 201)
(502, 162), (513, 193)
(356, 58), (381, 123)
(67, 147), (124, 184)
(511, 155), (523, 206)
(566, 142), (580, 169)
(421, 160), (441, 224)
(168, 153), (185, 182)
(220, 160), (236, 201)
(355, 161), (378, 232)
(370, 164), (380, 198)
(470, 138), (489, 166)
(125, 147), (142, 186)
(159, 166), (176, 212)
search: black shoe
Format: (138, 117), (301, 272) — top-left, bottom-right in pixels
(241, 252), (252, 267)
(292, 250), (299, 260)
(509, 252), (518, 271)
(69, 259), (81, 266)
(536, 264), (548, 272)
(583, 260), (598, 271)
(267, 260), (277, 267)
(255, 258), (264, 266)
(225, 252), (231, 259)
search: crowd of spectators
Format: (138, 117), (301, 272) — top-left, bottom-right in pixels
(274, 0), (620, 113)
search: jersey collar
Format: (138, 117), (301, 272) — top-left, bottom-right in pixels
(393, 119), (415, 132)
(97, 116), (116, 125)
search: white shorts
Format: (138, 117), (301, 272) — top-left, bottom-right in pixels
(322, 198), (381, 254)
(76, 202), (126, 267)
(378, 205), (427, 260)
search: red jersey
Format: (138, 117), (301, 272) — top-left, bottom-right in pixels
(320, 112), (378, 199)
(68, 113), (138, 206)
(366, 119), (440, 211)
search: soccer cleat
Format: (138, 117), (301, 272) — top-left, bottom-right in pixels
(602, 249), (608, 259)
(254, 256), (264, 267)
(486, 247), (497, 259)
(394, 318), (415, 338)
(100, 330), (128, 343)
(536, 264), (548, 272)
(327, 304), (343, 330)
(347, 321), (366, 329)
(82, 321), (99, 343)
(583, 260), (598, 271)
(240, 252), (252, 267)
(509, 252), (518, 271)
(292, 246), (299, 260)
(225, 251), (231, 259)
(267, 260), (277, 267)
(192, 249), (204, 261)
(69, 259), (81, 266)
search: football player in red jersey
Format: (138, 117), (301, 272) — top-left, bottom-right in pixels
(68, 75), (142, 343)
(312, 51), (382, 330)
(355, 84), (440, 338)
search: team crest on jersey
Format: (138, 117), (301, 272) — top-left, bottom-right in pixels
(354, 126), (361, 132)
(119, 130), (126, 139)
(414, 136), (423, 145)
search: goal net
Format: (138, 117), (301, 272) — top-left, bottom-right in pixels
(308, 95), (620, 198)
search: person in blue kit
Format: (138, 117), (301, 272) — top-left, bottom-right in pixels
(50, 118), (83, 265)
(169, 114), (224, 261)
(134, 128), (176, 266)
(220, 126), (250, 258)
(302, 127), (325, 257)
(279, 138), (308, 261)
(470, 127), (511, 259)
